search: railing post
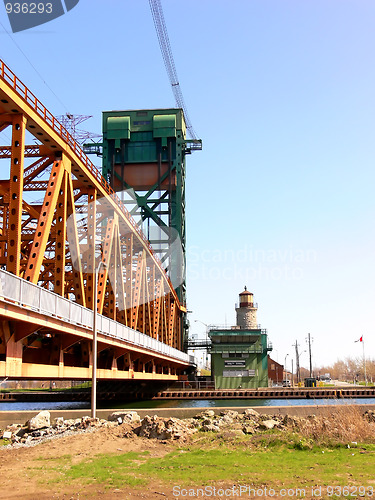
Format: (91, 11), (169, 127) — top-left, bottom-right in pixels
(19, 278), (23, 306)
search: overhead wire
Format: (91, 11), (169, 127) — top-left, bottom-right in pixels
(0, 19), (70, 114)
(149, 0), (198, 140)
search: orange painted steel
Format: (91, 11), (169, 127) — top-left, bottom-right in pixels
(0, 59), (185, 379)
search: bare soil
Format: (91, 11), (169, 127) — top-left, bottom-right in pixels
(0, 424), (177, 500)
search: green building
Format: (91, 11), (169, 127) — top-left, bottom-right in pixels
(209, 288), (272, 389)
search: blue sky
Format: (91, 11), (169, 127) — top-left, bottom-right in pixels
(1, 0), (374, 370)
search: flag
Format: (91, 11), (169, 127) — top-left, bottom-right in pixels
(355, 336), (363, 343)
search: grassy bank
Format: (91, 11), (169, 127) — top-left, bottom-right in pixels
(26, 405), (375, 498)
(33, 434), (375, 498)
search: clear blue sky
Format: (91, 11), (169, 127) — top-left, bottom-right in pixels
(1, 0), (374, 370)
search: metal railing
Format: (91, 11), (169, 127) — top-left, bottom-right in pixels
(209, 345), (263, 354)
(0, 269), (190, 364)
(209, 325), (266, 333)
(235, 302), (258, 309)
(165, 380), (215, 391)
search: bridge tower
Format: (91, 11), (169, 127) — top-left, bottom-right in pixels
(101, 109), (201, 344)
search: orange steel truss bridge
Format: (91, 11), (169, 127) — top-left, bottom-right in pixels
(0, 59), (192, 383)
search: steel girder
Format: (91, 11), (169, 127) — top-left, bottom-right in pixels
(0, 59), (183, 363)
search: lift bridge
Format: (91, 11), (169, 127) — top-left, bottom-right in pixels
(0, 59), (201, 389)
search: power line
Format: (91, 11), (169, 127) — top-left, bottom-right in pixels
(0, 20), (70, 114)
(149, 0), (198, 140)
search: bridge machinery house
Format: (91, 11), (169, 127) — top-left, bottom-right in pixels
(209, 288), (272, 389)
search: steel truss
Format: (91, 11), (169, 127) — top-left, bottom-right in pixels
(0, 59), (186, 380)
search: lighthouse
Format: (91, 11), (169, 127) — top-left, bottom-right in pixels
(208, 286), (272, 389)
(235, 286), (258, 329)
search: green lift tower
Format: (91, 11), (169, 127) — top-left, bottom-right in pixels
(100, 108), (201, 345)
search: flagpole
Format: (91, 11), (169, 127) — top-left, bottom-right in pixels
(363, 337), (367, 386)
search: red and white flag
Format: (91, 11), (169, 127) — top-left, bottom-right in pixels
(355, 336), (363, 343)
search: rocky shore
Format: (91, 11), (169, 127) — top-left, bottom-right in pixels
(2, 407), (375, 449)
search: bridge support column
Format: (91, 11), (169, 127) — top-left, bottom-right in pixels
(89, 344), (93, 371)
(127, 353), (134, 379)
(58, 349), (64, 378)
(111, 357), (118, 377)
(5, 329), (23, 378)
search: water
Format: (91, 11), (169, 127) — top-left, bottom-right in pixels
(1, 398), (375, 412)
(0, 401), (90, 412)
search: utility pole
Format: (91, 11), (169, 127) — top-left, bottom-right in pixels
(291, 358), (294, 387)
(306, 333), (313, 377)
(363, 337), (367, 386)
(284, 354), (289, 382)
(293, 340), (300, 384)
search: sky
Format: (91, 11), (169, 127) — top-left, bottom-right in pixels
(0, 0), (374, 371)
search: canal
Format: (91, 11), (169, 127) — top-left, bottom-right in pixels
(1, 397), (375, 412)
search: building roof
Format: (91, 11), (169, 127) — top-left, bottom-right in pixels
(239, 286), (253, 296)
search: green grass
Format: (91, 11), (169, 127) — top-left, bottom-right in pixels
(34, 434), (375, 493)
(137, 439), (375, 489)
(40, 451), (150, 489)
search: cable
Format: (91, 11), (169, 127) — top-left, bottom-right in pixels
(0, 20), (70, 114)
(149, 0), (198, 140)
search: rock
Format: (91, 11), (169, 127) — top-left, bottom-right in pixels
(220, 415), (235, 425)
(220, 410), (239, 419)
(138, 415), (196, 441)
(62, 418), (79, 428)
(201, 423), (220, 433)
(80, 416), (100, 429)
(108, 411), (141, 424)
(201, 418), (212, 426)
(259, 419), (278, 430)
(53, 417), (64, 428)
(195, 410), (215, 419)
(27, 411), (50, 431)
(283, 415), (302, 428)
(14, 427), (27, 438)
(244, 408), (260, 417)
(242, 425), (255, 435)
(213, 418), (227, 427)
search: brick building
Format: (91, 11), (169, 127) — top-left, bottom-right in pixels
(268, 355), (284, 385)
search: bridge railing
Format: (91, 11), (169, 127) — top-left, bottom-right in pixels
(0, 269), (189, 363)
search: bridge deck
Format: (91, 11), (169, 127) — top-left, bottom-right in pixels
(0, 268), (191, 380)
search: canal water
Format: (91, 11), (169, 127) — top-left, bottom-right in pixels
(1, 398), (375, 412)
